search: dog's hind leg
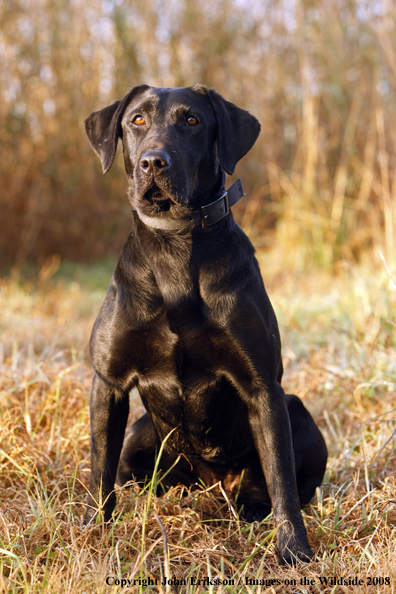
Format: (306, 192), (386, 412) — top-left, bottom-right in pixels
(285, 394), (328, 506)
(116, 413), (199, 490)
(116, 413), (159, 486)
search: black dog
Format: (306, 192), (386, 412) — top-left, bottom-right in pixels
(84, 85), (327, 564)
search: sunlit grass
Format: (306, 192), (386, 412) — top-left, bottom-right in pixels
(1, 255), (395, 592)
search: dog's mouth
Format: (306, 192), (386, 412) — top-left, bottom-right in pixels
(133, 180), (192, 221)
(143, 185), (172, 212)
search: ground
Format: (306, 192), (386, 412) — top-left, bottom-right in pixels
(1, 254), (395, 593)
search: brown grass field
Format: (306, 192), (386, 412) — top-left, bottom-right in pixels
(1, 250), (395, 593)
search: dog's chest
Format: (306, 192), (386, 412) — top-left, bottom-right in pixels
(133, 306), (251, 456)
(136, 305), (222, 389)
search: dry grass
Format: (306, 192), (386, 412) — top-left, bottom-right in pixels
(1, 255), (396, 593)
(3, 0), (396, 269)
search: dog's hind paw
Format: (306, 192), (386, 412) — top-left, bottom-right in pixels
(242, 502), (272, 523)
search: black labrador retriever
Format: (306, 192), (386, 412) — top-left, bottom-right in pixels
(84, 84), (327, 564)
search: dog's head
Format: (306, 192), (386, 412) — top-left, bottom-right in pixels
(85, 85), (260, 215)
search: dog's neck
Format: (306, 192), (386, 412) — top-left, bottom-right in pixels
(132, 179), (244, 232)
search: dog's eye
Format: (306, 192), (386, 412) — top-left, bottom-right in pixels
(186, 116), (199, 126)
(133, 115), (146, 126)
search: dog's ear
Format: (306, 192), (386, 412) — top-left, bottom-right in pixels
(84, 85), (150, 173)
(208, 89), (261, 175)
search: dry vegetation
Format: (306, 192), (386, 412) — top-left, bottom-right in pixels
(2, 0), (396, 591)
(1, 0), (396, 270)
(1, 252), (395, 593)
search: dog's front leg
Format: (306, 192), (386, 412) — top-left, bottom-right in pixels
(248, 381), (313, 564)
(85, 373), (129, 524)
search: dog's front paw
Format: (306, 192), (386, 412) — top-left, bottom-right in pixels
(84, 491), (116, 526)
(83, 505), (114, 526)
(83, 505), (97, 526)
(277, 522), (314, 565)
(279, 544), (314, 566)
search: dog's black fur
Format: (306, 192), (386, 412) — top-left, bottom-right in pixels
(84, 85), (327, 564)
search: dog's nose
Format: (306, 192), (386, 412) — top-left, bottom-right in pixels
(139, 150), (171, 174)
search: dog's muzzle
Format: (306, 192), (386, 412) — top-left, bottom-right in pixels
(133, 179), (245, 231)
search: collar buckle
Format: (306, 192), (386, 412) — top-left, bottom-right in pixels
(200, 191), (229, 228)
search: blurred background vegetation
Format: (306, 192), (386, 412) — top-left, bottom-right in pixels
(1, 0), (396, 272)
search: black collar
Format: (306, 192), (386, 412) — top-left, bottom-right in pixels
(134, 179), (244, 231)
